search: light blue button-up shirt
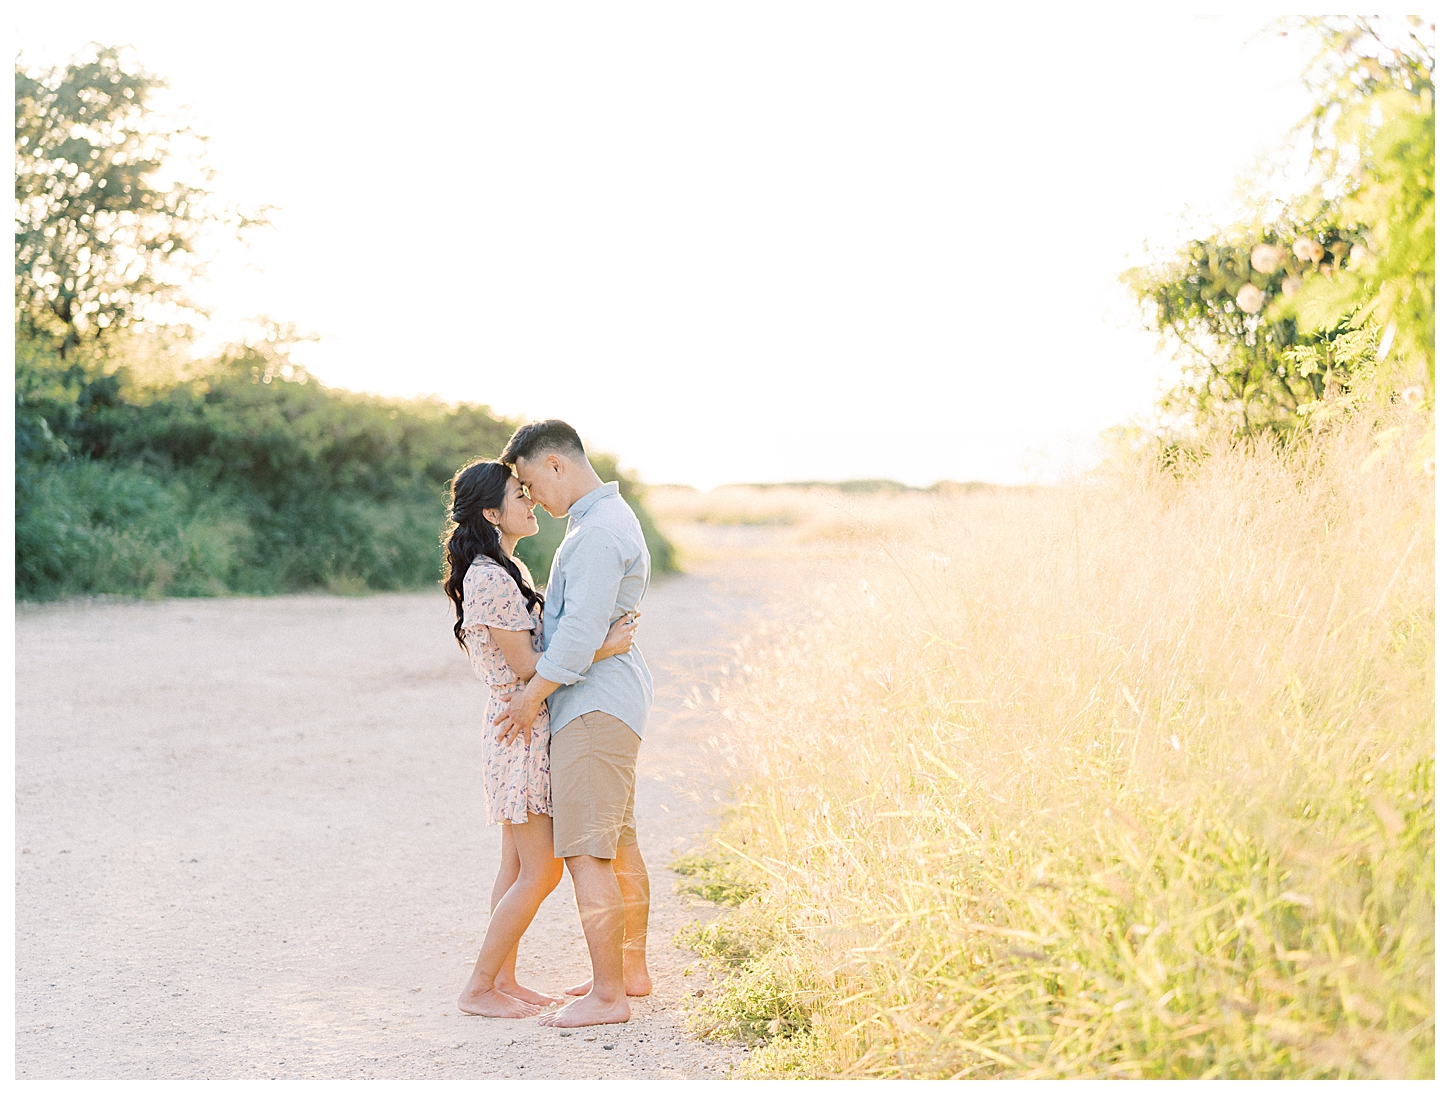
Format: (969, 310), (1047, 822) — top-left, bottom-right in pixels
(535, 482), (653, 738)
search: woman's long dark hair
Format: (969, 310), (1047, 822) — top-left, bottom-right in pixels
(442, 458), (545, 649)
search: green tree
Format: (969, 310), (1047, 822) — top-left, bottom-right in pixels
(15, 45), (261, 357)
(1126, 16), (1433, 434)
(1288, 16), (1434, 384)
(1125, 217), (1366, 434)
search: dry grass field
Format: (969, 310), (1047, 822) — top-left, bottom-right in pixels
(666, 409), (1435, 1079)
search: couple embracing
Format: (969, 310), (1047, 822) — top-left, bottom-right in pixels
(441, 420), (654, 1028)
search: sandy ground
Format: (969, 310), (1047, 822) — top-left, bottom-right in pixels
(15, 532), (786, 1080)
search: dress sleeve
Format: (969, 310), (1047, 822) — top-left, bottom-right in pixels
(465, 561), (535, 631)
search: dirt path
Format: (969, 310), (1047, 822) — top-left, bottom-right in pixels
(15, 538), (783, 1079)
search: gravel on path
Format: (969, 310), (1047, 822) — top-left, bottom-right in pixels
(15, 548), (779, 1080)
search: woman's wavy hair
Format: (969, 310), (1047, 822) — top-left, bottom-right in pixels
(441, 458), (545, 649)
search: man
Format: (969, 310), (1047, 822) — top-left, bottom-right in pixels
(492, 419), (654, 1029)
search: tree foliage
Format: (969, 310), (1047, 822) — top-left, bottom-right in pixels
(1125, 217), (1367, 434)
(15, 45), (260, 356)
(1291, 17), (1435, 382)
(1127, 17), (1434, 434)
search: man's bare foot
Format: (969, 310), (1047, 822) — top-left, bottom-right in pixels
(458, 986), (540, 1018)
(564, 970), (652, 997)
(537, 991), (630, 1028)
(495, 979), (562, 1007)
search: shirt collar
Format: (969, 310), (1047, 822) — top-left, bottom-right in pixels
(568, 481), (619, 520)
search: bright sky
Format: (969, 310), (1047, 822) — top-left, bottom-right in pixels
(15, 4), (1321, 488)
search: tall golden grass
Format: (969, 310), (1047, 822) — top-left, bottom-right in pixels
(682, 409), (1434, 1078)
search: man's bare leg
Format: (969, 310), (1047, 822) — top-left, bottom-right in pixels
(538, 854), (630, 1027)
(565, 842), (652, 997)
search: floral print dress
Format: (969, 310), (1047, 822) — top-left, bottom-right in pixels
(461, 556), (551, 823)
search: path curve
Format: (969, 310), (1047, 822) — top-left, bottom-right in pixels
(16, 543), (779, 1080)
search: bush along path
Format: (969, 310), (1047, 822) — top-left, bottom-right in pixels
(15, 337), (674, 600)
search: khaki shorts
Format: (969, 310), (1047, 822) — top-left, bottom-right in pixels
(549, 711), (640, 859)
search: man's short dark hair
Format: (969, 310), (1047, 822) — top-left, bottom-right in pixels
(499, 419), (586, 467)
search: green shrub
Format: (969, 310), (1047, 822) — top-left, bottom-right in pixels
(16, 460), (252, 598)
(15, 339), (676, 599)
(674, 915), (818, 1047)
(672, 851), (760, 907)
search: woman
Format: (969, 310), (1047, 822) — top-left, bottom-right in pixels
(442, 458), (637, 1018)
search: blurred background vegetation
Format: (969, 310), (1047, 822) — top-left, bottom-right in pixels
(14, 46), (674, 600)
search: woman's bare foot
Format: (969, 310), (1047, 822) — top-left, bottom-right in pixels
(537, 991), (630, 1028)
(458, 986), (540, 1018)
(563, 969), (653, 997)
(495, 978), (562, 1007)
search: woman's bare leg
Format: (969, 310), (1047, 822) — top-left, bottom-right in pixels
(485, 828), (554, 1003)
(492, 824), (520, 907)
(459, 814), (564, 1016)
(460, 823), (535, 1017)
